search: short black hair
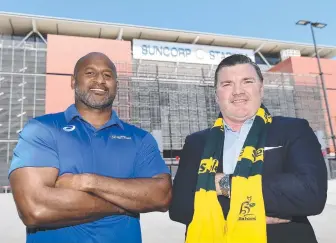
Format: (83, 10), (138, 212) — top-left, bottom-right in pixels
(73, 52), (117, 78)
(214, 54), (263, 87)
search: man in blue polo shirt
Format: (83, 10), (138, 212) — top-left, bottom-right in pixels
(9, 52), (172, 243)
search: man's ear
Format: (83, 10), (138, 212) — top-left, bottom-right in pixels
(71, 75), (75, 90)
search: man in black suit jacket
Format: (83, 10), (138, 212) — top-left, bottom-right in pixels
(169, 54), (328, 243)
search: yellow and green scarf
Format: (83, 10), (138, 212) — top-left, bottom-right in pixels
(186, 104), (272, 243)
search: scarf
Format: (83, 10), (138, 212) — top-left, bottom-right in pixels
(185, 104), (272, 243)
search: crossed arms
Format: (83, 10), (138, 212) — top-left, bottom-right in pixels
(9, 119), (172, 229)
(10, 168), (171, 228)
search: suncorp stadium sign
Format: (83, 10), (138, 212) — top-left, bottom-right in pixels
(132, 39), (255, 65)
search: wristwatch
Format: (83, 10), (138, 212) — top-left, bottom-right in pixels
(219, 174), (231, 198)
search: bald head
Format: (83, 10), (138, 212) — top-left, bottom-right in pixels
(73, 52), (117, 78)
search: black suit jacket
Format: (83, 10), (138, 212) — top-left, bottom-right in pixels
(169, 117), (328, 243)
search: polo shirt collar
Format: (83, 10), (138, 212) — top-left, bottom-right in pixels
(64, 104), (124, 129)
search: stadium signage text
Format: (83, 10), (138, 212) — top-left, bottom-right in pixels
(132, 39), (255, 65)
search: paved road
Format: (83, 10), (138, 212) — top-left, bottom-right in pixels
(1, 179), (335, 243)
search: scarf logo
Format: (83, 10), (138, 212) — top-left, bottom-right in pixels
(264, 113), (272, 123)
(238, 146), (264, 162)
(238, 147), (264, 162)
(257, 107), (273, 124)
(198, 158), (218, 174)
(238, 196), (256, 221)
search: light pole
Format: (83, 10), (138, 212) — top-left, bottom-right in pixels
(296, 20), (336, 156)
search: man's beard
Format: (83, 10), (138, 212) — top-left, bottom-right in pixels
(74, 84), (115, 110)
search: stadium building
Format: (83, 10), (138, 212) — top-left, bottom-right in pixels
(1, 12), (336, 187)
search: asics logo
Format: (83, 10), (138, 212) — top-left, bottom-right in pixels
(63, 125), (76, 132)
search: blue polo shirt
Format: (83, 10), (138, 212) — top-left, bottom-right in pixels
(9, 104), (170, 243)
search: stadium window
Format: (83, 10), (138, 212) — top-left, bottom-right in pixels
(255, 55), (267, 65)
(255, 53), (281, 66)
(263, 53), (281, 65)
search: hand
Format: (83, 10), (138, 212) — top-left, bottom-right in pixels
(55, 173), (86, 191)
(266, 216), (291, 224)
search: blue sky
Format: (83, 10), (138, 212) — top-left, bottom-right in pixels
(1, 0), (336, 46)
